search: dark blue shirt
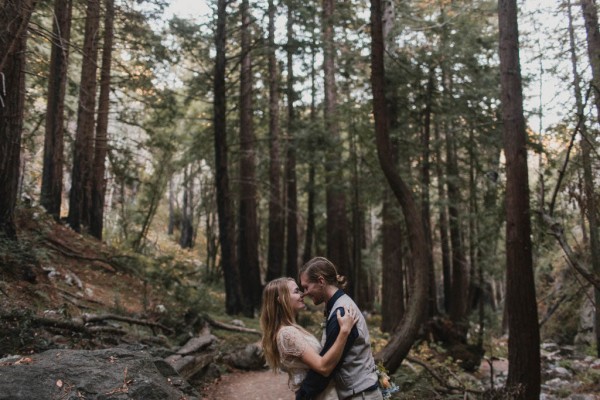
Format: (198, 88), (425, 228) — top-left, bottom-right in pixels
(295, 289), (359, 400)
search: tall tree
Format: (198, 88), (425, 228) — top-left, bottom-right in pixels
(180, 165), (194, 249)
(439, 6), (469, 326)
(302, 5), (319, 265)
(40, 0), (72, 220)
(214, 0), (243, 315)
(435, 121), (452, 314)
(581, 0), (600, 121)
(381, 188), (405, 333)
(0, 0), (37, 238)
(90, 0), (115, 239)
(371, 0), (430, 373)
(168, 176), (175, 235)
(572, 0), (600, 357)
(67, 0), (101, 232)
(238, 0), (261, 316)
(498, 0), (540, 397)
(285, 0), (298, 279)
(322, 0), (352, 279)
(422, 69), (437, 316)
(265, 0), (284, 282)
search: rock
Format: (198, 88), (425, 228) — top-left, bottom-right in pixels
(0, 346), (200, 400)
(230, 319), (245, 327)
(552, 366), (571, 378)
(223, 342), (265, 370)
(574, 290), (595, 346)
(541, 342), (559, 352)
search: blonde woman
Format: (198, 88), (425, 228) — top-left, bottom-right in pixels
(260, 277), (358, 400)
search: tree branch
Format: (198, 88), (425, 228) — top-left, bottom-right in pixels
(541, 212), (600, 291)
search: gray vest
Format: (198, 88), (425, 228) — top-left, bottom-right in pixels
(322, 294), (378, 399)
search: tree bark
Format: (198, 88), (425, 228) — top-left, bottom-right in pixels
(498, 0), (541, 397)
(443, 86), (469, 326)
(285, 1), (298, 279)
(581, 0), (600, 121)
(90, 0), (114, 240)
(168, 176), (175, 235)
(238, 0), (261, 316)
(265, 0), (284, 282)
(371, 0), (430, 373)
(214, 0), (243, 315)
(180, 166), (194, 249)
(302, 10), (319, 265)
(322, 0), (352, 281)
(381, 189), (405, 333)
(422, 69), (437, 317)
(68, 0), (101, 232)
(0, 0), (36, 238)
(350, 122), (368, 308)
(578, 0), (600, 358)
(41, 0), (72, 220)
(434, 121), (452, 314)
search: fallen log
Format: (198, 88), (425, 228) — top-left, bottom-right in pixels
(203, 314), (261, 336)
(176, 329), (216, 355)
(82, 313), (174, 334)
(167, 352), (216, 380)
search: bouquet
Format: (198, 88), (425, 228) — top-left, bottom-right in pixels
(376, 362), (400, 399)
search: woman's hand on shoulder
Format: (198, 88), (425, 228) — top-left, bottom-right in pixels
(336, 305), (358, 334)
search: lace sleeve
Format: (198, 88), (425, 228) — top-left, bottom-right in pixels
(277, 326), (308, 358)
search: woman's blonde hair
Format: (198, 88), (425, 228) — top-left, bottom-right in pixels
(260, 277), (299, 370)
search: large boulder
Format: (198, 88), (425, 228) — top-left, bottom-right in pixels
(574, 289), (595, 346)
(0, 346), (200, 399)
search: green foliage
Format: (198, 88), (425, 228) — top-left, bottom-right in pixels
(145, 255), (220, 315)
(0, 215), (51, 280)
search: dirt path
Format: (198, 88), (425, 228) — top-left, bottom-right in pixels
(200, 369), (292, 400)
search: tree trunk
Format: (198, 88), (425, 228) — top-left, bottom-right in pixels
(572, 0), (600, 357)
(90, 0), (114, 240)
(0, 0), (36, 239)
(498, 0), (541, 397)
(168, 176), (175, 235)
(302, 164), (316, 264)
(203, 177), (219, 280)
(214, 0), (243, 315)
(444, 94), (469, 326)
(238, 0), (261, 316)
(41, 0), (72, 220)
(322, 0), (352, 280)
(381, 189), (405, 333)
(350, 123), (367, 308)
(422, 69), (437, 317)
(285, 1), (298, 279)
(467, 127), (479, 312)
(265, 0), (284, 282)
(371, 0), (430, 373)
(180, 166), (194, 249)
(581, 0), (600, 121)
(302, 23), (319, 265)
(68, 0), (101, 232)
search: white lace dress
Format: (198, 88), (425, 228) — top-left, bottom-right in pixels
(277, 325), (338, 400)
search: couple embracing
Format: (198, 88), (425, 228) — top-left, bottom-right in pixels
(260, 257), (383, 400)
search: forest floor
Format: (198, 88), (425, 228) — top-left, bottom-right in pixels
(198, 358), (513, 399)
(200, 369), (290, 399)
(2, 206), (600, 400)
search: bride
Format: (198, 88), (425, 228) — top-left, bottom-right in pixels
(260, 277), (357, 400)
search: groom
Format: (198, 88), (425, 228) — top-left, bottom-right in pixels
(296, 257), (382, 400)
